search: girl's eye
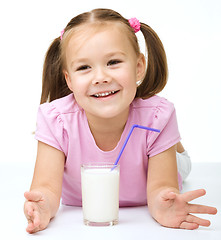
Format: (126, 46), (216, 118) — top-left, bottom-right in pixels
(107, 60), (121, 66)
(76, 65), (90, 71)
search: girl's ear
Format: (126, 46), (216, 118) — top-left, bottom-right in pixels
(63, 70), (73, 91)
(136, 53), (146, 82)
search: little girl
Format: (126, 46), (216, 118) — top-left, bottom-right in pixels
(24, 8), (217, 233)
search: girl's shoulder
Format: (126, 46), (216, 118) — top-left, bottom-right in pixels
(132, 95), (175, 111)
(39, 93), (81, 116)
(130, 95), (176, 128)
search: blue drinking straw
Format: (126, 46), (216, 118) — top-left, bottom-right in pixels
(112, 124), (160, 168)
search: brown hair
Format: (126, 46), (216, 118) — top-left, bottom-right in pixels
(40, 8), (168, 104)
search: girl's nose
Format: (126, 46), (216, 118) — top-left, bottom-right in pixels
(92, 68), (111, 85)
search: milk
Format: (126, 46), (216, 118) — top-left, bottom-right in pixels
(81, 164), (120, 225)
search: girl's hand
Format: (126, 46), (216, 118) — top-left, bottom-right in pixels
(24, 191), (51, 234)
(151, 188), (217, 230)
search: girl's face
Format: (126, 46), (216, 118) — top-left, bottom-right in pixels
(64, 24), (145, 120)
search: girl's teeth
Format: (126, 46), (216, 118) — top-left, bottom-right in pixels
(94, 91), (116, 97)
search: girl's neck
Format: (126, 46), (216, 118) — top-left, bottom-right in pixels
(85, 109), (129, 151)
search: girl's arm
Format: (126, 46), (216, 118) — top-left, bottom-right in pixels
(147, 145), (217, 229)
(24, 141), (65, 233)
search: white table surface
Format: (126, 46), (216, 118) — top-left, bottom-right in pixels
(0, 161), (220, 240)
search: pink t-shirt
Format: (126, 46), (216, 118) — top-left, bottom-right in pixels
(35, 94), (181, 207)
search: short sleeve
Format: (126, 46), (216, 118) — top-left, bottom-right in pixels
(35, 103), (68, 155)
(147, 98), (181, 158)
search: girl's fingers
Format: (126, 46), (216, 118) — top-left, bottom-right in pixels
(26, 221), (35, 233)
(181, 189), (206, 202)
(186, 214), (211, 227)
(180, 213), (212, 229)
(180, 221), (199, 230)
(24, 201), (41, 233)
(26, 215), (41, 233)
(188, 204), (218, 215)
(24, 202), (34, 218)
(33, 210), (41, 227)
(26, 223), (40, 234)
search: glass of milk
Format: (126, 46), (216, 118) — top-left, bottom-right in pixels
(81, 163), (120, 226)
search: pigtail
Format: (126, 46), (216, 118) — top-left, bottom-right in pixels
(40, 37), (71, 104)
(136, 23), (168, 99)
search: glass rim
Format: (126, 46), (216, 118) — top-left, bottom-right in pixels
(81, 162), (120, 168)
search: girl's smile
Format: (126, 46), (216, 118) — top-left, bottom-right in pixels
(91, 90), (119, 98)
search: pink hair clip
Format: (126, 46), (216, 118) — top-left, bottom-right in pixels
(60, 29), (65, 40)
(128, 18), (140, 33)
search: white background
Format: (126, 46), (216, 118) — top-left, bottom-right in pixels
(0, 0), (220, 163)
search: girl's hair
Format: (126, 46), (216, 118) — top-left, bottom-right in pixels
(40, 8), (168, 104)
